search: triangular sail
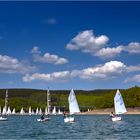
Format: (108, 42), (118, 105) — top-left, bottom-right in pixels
(45, 106), (48, 115)
(28, 106), (32, 115)
(68, 89), (80, 115)
(114, 90), (127, 114)
(7, 107), (11, 115)
(12, 108), (16, 114)
(31, 109), (35, 115)
(39, 108), (42, 115)
(20, 107), (25, 115)
(2, 106), (6, 115)
(36, 107), (39, 115)
(52, 106), (56, 114)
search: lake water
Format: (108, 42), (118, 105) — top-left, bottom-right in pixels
(0, 115), (139, 139)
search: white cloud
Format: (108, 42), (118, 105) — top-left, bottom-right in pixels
(23, 71), (70, 82)
(126, 64), (140, 72)
(124, 74), (140, 83)
(23, 61), (127, 82)
(125, 42), (140, 54)
(66, 30), (109, 53)
(31, 46), (68, 65)
(74, 61), (127, 80)
(0, 55), (36, 74)
(95, 46), (124, 59)
(31, 46), (41, 54)
(66, 30), (140, 59)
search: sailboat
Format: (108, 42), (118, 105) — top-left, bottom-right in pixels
(111, 89), (127, 121)
(36, 107), (39, 115)
(45, 106), (48, 115)
(0, 90), (8, 121)
(12, 108), (16, 115)
(38, 108), (42, 115)
(58, 109), (63, 115)
(28, 106), (32, 115)
(31, 109), (35, 115)
(7, 107), (12, 115)
(20, 107), (25, 115)
(64, 89), (80, 123)
(52, 106), (56, 115)
(37, 89), (51, 122)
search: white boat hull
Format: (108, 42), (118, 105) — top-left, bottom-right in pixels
(112, 116), (121, 121)
(0, 116), (8, 121)
(37, 117), (50, 122)
(64, 116), (75, 123)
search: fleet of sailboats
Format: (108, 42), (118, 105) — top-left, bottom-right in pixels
(0, 88), (129, 123)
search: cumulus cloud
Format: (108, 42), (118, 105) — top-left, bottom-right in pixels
(125, 42), (140, 54)
(23, 61), (128, 82)
(66, 29), (140, 59)
(23, 71), (70, 82)
(124, 74), (140, 83)
(95, 46), (124, 59)
(126, 64), (140, 72)
(74, 61), (127, 80)
(31, 46), (68, 65)
(0, 55), (36, 74)
(66, 30), (109, 53)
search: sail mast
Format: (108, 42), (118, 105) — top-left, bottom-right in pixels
(47, 88), (51, 114)
(5, 89), (8, 113)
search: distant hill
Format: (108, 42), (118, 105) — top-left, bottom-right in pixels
(0, 86), (140, 112)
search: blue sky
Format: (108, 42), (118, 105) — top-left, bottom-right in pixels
(0, 1), (140, 90)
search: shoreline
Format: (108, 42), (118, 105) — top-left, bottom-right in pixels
(79, 107), (140, 115)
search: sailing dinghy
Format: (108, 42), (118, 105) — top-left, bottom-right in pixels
(64, 89), (80, 123)
(111, 90), (127, 121)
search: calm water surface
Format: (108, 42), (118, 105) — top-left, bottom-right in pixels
(0, 115), (139, 139)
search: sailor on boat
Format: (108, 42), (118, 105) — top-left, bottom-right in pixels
(41, 114), (44, 120)
(110, 112), (115, 118)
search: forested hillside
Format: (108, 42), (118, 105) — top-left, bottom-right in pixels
(0, 86), (140, 112)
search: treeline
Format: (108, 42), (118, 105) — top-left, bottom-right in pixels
(0, 86), (140, 112)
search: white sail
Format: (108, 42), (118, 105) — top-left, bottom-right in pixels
(45, 106), (48, 115)
(2, 106), (7, 115)
(31, 109), (35, 115)
(39, 108), (42, 115)
(52, 106), (56, 115)
(58, 109), (62, 114)
(12, 108), (16, 114)
(114, 90), (127, 115)
(36, 107), (39, 115)
(28, 106), (32, 115)
(20, 107), (25, 115)
(68, 89), (80, 115)
(7, 107), (11, 115)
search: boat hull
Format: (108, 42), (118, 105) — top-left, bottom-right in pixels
(0, 116), (8, 121)
(37, 117), (50, 122)
(64, 116), (74, 123)
(112, 116), (121, 121)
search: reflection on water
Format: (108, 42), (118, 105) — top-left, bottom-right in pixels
(0, 115), (139, 139)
